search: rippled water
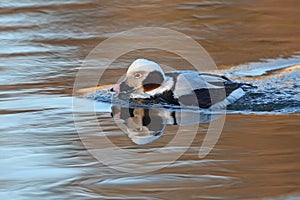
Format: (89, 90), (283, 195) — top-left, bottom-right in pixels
(1, 0), (299, 199)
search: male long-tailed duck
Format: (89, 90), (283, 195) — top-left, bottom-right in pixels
(112, 59), (249, 109)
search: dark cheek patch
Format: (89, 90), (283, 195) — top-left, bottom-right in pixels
(142, 71), (164, 92)
(120, 80), (134, 92)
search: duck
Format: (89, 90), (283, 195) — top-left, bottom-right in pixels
(112, 58), (249, 109)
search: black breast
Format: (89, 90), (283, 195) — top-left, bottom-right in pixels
(129, 90), (179, 106)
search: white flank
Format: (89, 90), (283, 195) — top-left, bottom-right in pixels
(210, 88), (245, 110)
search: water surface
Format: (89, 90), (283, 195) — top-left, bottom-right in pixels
(0, 0), (299, 199)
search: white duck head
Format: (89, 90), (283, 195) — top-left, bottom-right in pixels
(114, 59), (166, 93)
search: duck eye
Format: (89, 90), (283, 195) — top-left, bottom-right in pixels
(134, 72), (143, 79)
(135, 127), (143, 132)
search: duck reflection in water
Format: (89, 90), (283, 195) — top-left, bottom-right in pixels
(111, 105), (219, 145)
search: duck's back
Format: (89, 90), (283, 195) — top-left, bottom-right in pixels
(164, 71), (246, 108)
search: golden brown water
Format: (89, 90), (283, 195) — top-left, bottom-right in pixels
(0, 0), (299, 199)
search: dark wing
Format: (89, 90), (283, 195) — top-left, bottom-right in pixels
(168, 72), (246, 108)
(199, 73), (245, 96)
